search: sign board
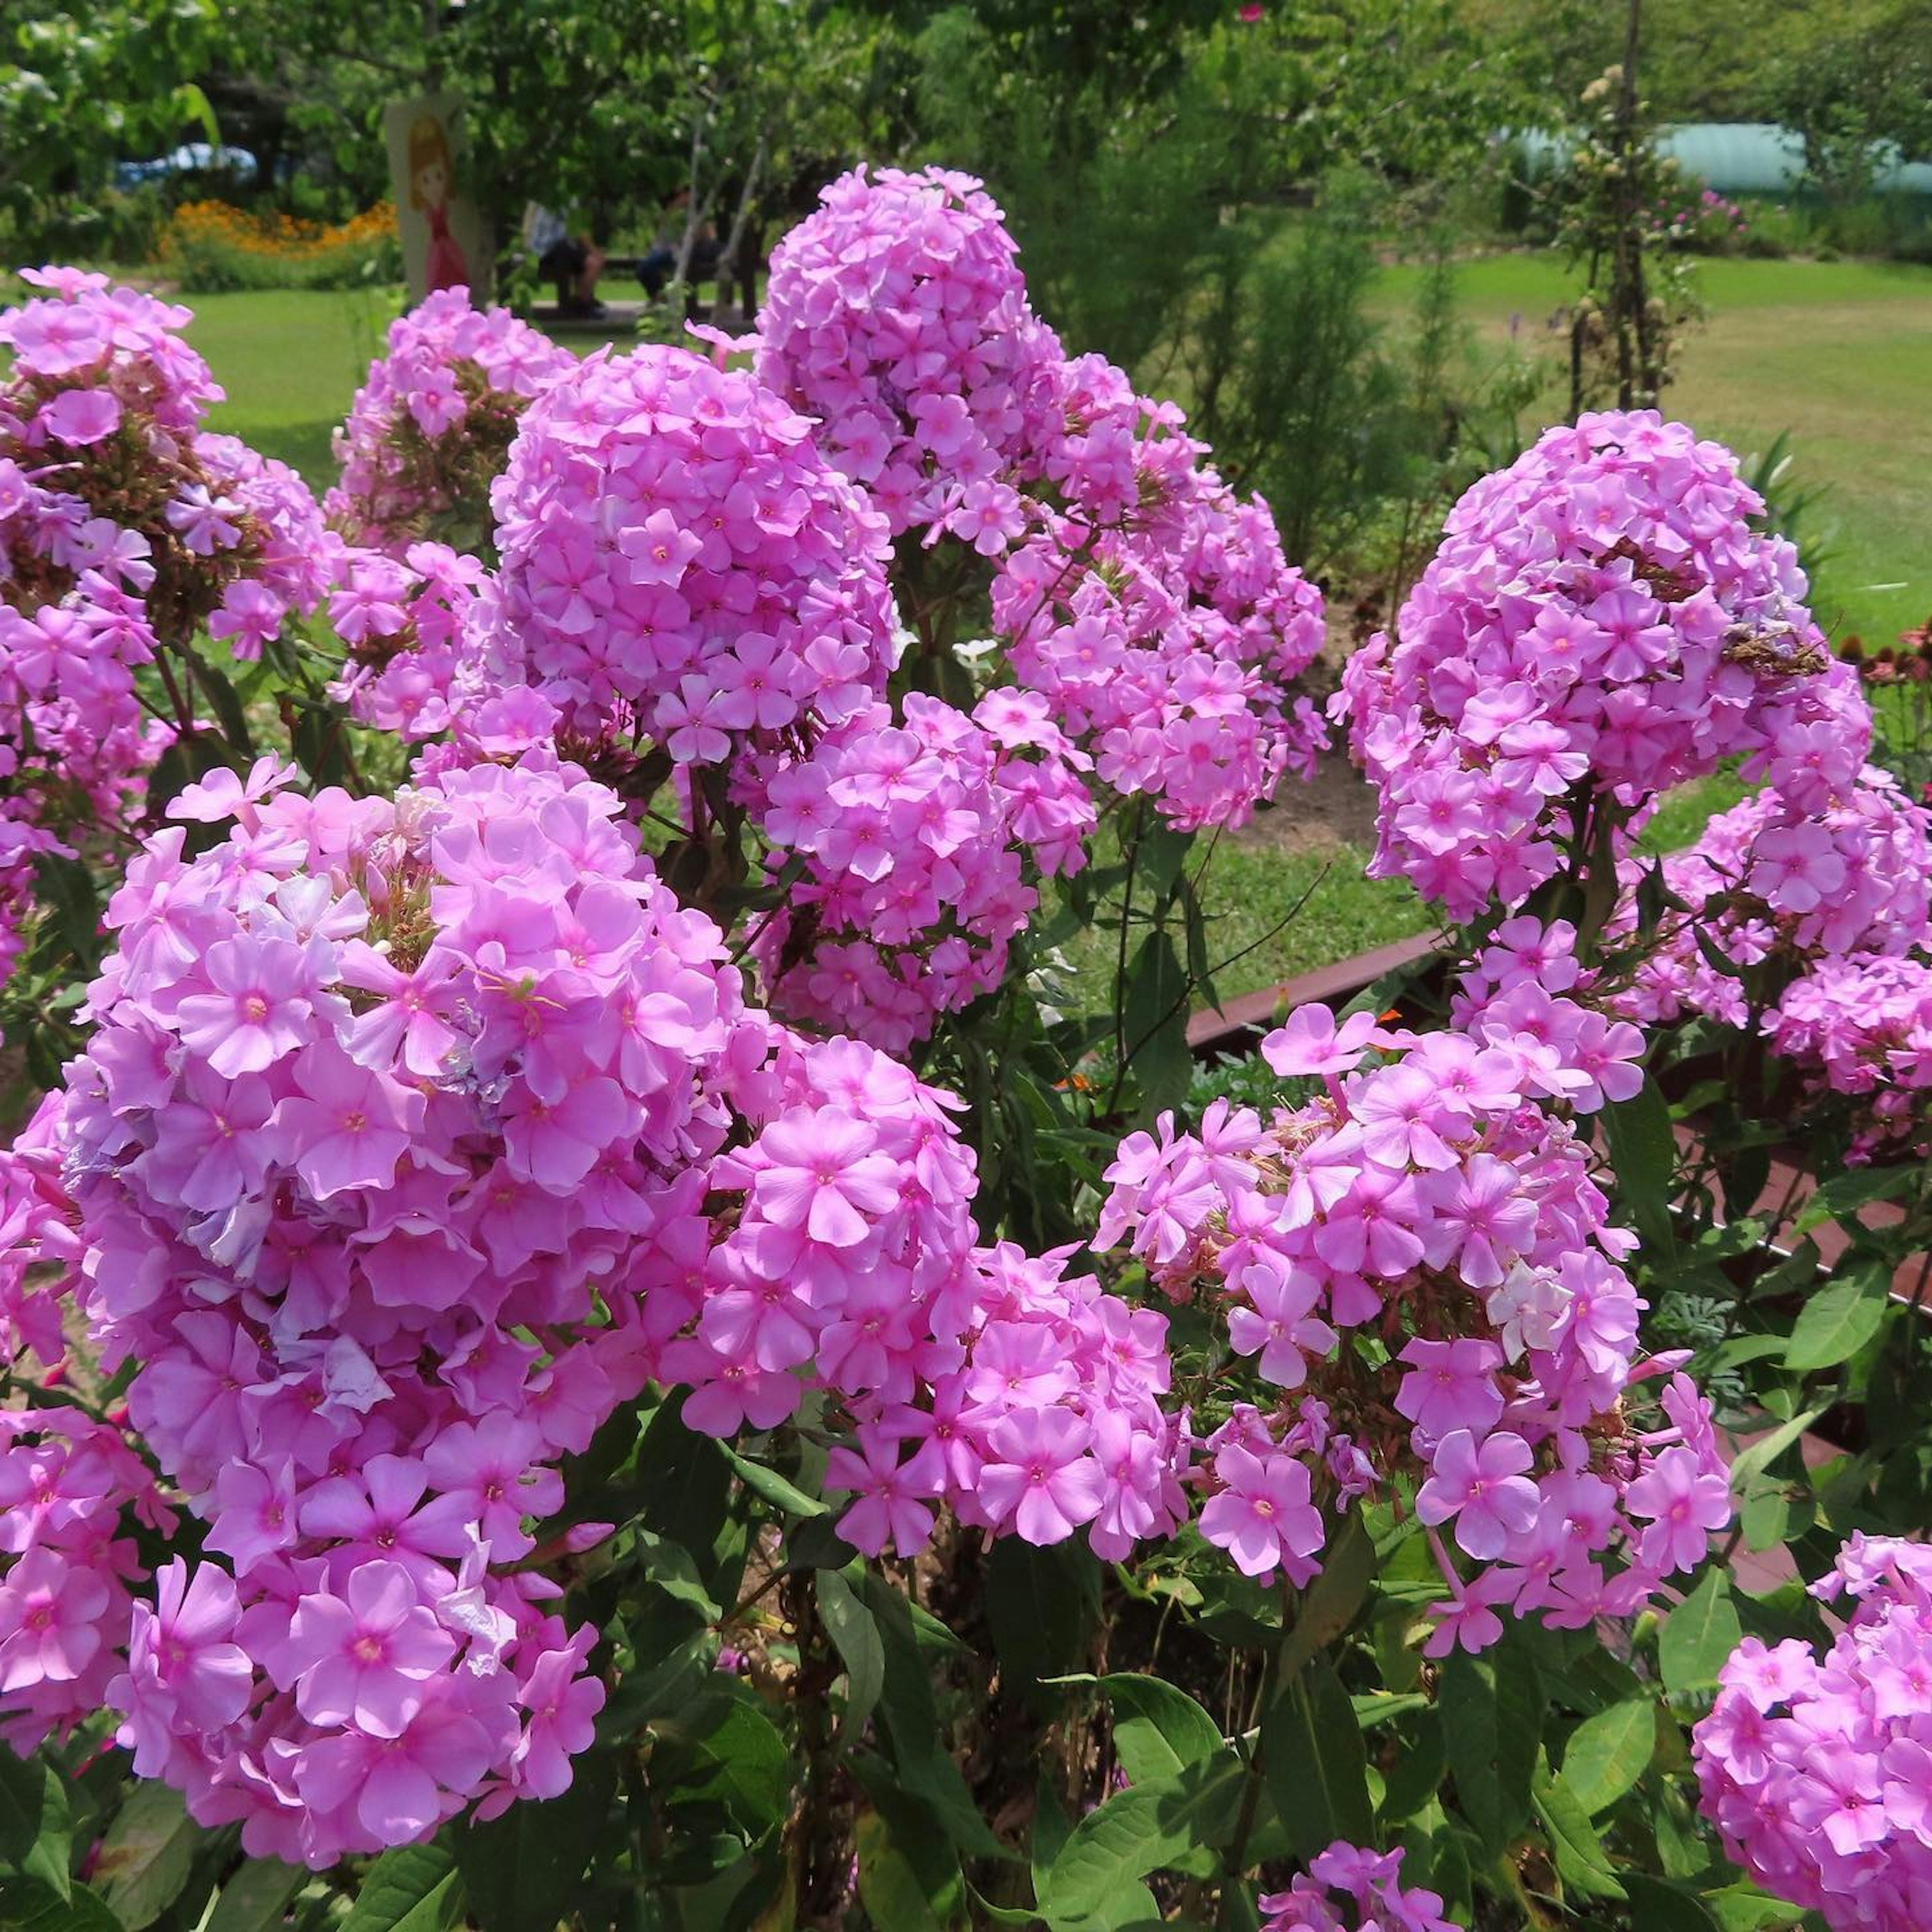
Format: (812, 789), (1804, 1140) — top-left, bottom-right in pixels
(383, 94), (489, 303)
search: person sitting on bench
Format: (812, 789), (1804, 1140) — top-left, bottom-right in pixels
(636, 189), (721, 300)
(522, 202), (607, 319)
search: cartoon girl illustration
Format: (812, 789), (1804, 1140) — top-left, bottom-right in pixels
(408, 114), (470, 293)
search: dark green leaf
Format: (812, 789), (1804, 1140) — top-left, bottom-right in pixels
(1784, 1256), (1892, 1371)
(1263, 1654), (1374, 1859)
(341, 1841), (464, 1932)
(816, 1567), (885, 1744)
(1660, 1568), (1742, 1698)
(1121, 930), (1192, 1122)
(1377, 1711), (1446, 1822)
(630, 1528), (722, 1621)
(1035, 1756), (1245, 1925)
(95, 1784), (199, 1931)
(849, 1760), (971, 1932)
(205, 1859), (304, 1932)
(854, 1811), (950, 1932)
(1094, 1677), (1224, 1785)
(0, 1876), (123, 1932)
(1727, 1404), (1831, 1492)
(0, 1751), (69, 1901)
(1602, 1075), (1678, 1262)
(675, 1700), (790, 1836)
(454, 1747), (619, 1932)
(1438, 1643), (1542, 1858)
(184, 657), (256, 758)
(857, 1576), (1008, 1860)
(1560, 1699), (1656, 1814)
(1622, 1873), (1724, 1930)
(1279, 1508), (1374, 1676)
(986, 1539), (1098, 1719)
(716, 1441), (827, 1517)
(1532, 1766), (1625, 1901)
(1794, 1165), (1921, 1233)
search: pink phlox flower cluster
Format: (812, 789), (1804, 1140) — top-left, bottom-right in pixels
(0, 750), (774, 1863)
(0, 270), (332, 983)
(1763, 953), (1932, 1162)
(1449, 917), (1648, 1114)
(605, 1013), (1180, 1561)
(186, 432), (336, 660)
(1094, 1003), (1728, 1650)
(747, 686), (1096, 1051)
(1583, 763), (1932, 1159)
(327, 540), (486, 741)
(1337, 410), (1860, 920)
(481, 343), (898, 768)
(1259, 1841), (1462, 1932)
(754, 165), (1066, 544)
(0, 268), (222, 438)
(822, 1239), (1185, 1563)
(992, 355), (1327, 831)
(1, 271), (332, 657)
(0, 567), (172, 982)
(1609, 766), (1932, 1033)
(327, 289), (577, 554)
(0, 1398), (172, 1754)
(1693, 1534), (1932, 1932)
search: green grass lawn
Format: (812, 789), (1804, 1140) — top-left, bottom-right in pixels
(1382, 253), (1932, 649)
(186, 287), (407, 483)
(13, 256), (1925, 1010)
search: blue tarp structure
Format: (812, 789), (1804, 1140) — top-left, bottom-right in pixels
(1511, 122), (1932, 197)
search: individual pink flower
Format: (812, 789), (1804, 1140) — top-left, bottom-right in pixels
(278, 1561), (457, 1737)
(1199, 1443), (1324, 1580)
(1415, 1429), (1539, 1560)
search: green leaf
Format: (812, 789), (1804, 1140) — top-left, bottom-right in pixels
(857, 1575), (1009, 1861)
(1702, 1881), (1808, 1928)
(0, 1751), (70, 1902)
(454, 1747), (619, 1932)
(0, 1876), (124, 1932)
(1035, 1756), (1245, 1926)
(1623, 1874), (1723, 1930)
(854, 1811), (950, 1932)
(1727, 1403), (1831, 1492)
(1793, 1164), (1920, 1233)
(1262, 1654), (1374, 1859)
(204, 1859), (304, 1932)
(1095, 1677), (1225, 1785)
(1532, 1766), (1625, 1901)
(1660, 1567), (1742, 1698)
(1438, 1643), (1542, 1859)
(1032, 1772), (1073, 1897)
(849, 1760), (971, 1932)
(1784, 1255), (1892, 1371)
(1377, 1711), (1446, 1823)
(817, 1567), (886, 1744)
(1602, 1075), (1679, 1262)
(1121, 930), (1192, 1122)
(676, 1700), (791, 1835)
(95, 1783), (199, 1931)
(341, 1842), (464, 1932)
(717, 1441), (827, 1517)
(184, 657), (256, 759)
(986, 1540), (1098, 1719)
(630, 1526), (723, 1621)
(1560, 1699), (1656, 1814)
(1279, 1508), (1375, 1677)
